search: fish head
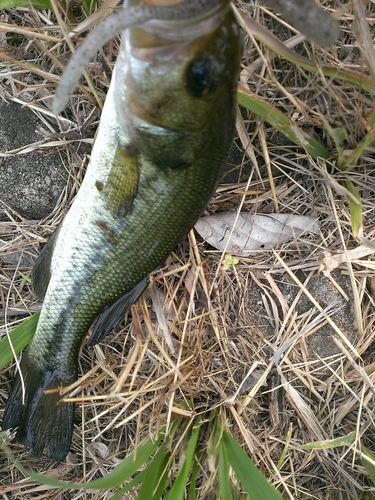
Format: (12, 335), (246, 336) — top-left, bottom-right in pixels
(115, 0), (242, 170)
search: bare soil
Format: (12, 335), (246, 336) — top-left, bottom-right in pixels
(0, 99), (68, 221)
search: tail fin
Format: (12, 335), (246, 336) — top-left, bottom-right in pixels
(2, 351), (75, 461)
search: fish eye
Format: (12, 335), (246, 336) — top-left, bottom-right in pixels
(185, 56), (218, 98)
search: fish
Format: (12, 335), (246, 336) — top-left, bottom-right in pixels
(2, 0), (242, 460)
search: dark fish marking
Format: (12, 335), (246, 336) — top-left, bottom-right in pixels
(96, 220), (119, 246)
(95, 180), (104, 191)
(156, 158), (190, 171)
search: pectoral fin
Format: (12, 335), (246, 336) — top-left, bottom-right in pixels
(102, 142), (140, 219)
(89, 277), (149, 345)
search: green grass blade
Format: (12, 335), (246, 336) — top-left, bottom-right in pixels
(107, 471), (146, 500)
(218, 441), (232, 500)
(152, 419), (186, 498)
(222, 430), (282, 500)
(237, 86), (329, 159)
(77, 437), (159, 489)
(1, 432), (162, 490)
(210, 410), (224, 459)
(153, 452), (174, 499)
(343, 127), (375, 172)
(297, 431), (357, 450)
(81, 0), (100, 15)
(0, 0), (51, 8)
(367, 107), (375, 128)
(320, 116), (347, 168)
(0, 313), (39, 370)
(164, 421), (202, 500)
(188, 452), (200, 500)
(138, 441), (170, 500)
(276, 426), (292, 470)
(360, 443), (375, 485)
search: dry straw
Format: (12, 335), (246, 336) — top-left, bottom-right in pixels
(1, 1), (375, 498)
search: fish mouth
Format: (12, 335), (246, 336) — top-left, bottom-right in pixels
(127, 1), (231, 46)
(129, 112), (181, 137)
(144, 7), (229, 41)
(127, 111), (192, 153)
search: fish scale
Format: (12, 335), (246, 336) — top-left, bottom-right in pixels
(2, 0), (241, 460)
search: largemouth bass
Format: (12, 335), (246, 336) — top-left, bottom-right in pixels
(2, 0), (241, 460)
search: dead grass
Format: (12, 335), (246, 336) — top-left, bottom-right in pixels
(1, 0), (375, 498)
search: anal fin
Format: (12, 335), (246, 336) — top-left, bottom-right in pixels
(89, 276), (149, 345)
